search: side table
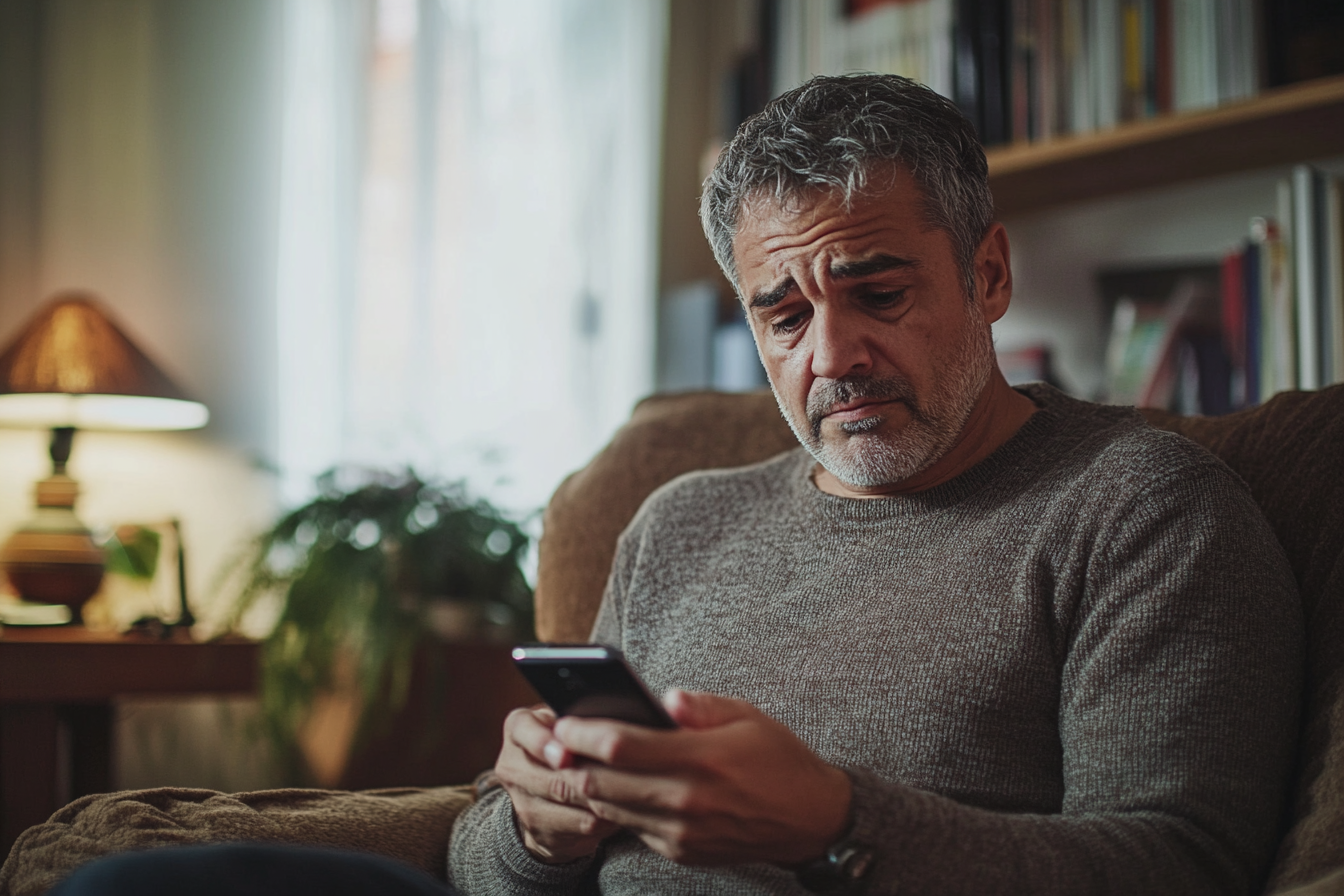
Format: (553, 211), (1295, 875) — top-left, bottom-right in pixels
(0, 626), (258, 855)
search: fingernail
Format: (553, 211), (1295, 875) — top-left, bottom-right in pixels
(543, 740), (564, 769)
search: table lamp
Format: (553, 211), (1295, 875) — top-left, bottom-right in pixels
(0, 291), (208, 623)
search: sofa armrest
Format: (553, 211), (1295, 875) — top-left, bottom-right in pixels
(0, 784), (474, 896)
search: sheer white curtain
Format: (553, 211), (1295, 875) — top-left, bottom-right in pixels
(276, 0), (667, 517)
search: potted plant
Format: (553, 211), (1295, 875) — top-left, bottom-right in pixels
(226, 468), (533, 783)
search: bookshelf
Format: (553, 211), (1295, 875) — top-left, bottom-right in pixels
(989, 74), (1344, 217)
(657, 2), (1344, 401)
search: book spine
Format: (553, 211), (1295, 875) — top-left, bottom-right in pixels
(979, 0), (1010, 144)
(954, 0), (984, 137)
(1010, 0), (1036, 140)
(1220, 247), (1247, 406)
(1064, 0), (1094, 134)
(1034, 0), (1056, 139)
(1271, 180), (1298, 393)
(1120, 0), (1143, 121)
(1089, 0), (1119, 129)
(1242, 231), (1261, 405)
(1328, 176), (1344, 385)
(1140, 0), (1157, 117)
(1292, 165), (1321, 390)
(1232, 0), (1257, 99)
(1153, 0), (1173, 114)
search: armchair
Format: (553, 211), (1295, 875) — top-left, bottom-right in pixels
(2, 386), (1342, 896)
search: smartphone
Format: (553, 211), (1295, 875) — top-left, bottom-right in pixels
(511, 644), (677, 729)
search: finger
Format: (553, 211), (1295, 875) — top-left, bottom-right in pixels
(662, 689), (758, 730)
(501, 749), (615, 813)
(578, 764), (695, 815)
(506, 706), (565, 766)
(497, 736), (582, 802)
(552, 716), (693, 771)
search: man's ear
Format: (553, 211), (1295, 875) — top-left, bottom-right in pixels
(975, 223), (1012, 324)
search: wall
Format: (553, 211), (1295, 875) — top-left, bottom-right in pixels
(0, 0), (284, 618)
(0, 0), (287, 791)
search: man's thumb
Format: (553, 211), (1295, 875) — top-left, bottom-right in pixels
(662, 688), (754, 730)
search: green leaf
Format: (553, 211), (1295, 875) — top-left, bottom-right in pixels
(104, 526), (162, 580)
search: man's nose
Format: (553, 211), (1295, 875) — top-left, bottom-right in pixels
(809, 308), (872, 379)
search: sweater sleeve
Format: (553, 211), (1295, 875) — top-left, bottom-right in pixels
(446, 786), (597, 895)
(444, 524), (643, 894)
(832, 459), (1302, 896)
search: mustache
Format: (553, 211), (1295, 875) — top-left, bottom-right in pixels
(806, 375), (916, 439)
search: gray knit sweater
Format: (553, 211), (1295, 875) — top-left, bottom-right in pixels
(449, 384), (1302, 895)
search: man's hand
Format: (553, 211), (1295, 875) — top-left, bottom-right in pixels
(549, 689), (852, 866)
(494, 705), (620, 863)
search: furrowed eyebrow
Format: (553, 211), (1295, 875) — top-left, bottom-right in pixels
(748, 254), (917, 310)
(748, 279), (795, 310)
(829, 253), (918, 280)
(748, 253), (918, 309)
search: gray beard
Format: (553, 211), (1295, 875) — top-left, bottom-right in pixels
(773, 307), (997, 489)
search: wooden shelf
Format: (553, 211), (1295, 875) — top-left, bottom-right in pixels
(987, 75), (1344, 218)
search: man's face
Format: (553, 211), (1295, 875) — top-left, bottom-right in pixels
(732, 172), (998, 490)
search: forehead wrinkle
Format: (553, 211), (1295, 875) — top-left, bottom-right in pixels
(737, 189), (914, 309)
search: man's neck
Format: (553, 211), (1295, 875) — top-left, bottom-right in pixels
(813, 371), (1038, 499)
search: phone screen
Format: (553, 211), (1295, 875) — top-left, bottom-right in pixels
(512, 644), (677, 729)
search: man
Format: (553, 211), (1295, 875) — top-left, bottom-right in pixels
(448, 74), (1301, 894)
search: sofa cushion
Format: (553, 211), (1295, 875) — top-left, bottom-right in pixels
(0, 785), (473, 896)
(1142, 385), (1344, 891)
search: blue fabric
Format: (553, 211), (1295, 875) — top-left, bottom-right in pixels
(48, 843), (458, 896)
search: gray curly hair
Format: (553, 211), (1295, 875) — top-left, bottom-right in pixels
(700, 73), (994, 300)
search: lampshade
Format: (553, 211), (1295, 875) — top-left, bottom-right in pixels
(0, 291), (208, 431)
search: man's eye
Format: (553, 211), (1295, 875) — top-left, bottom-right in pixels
(771, 312), (806, 335)
(863, 289), (906, 308)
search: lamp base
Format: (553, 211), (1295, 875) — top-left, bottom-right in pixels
(0, 481), (105, 624)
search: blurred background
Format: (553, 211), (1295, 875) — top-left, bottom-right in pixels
(0, 0), (1341, 800)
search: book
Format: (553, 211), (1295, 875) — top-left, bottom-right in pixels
(954, 0), (984, 136)
(1034, 0), (1057, 138)
(1088, 0), (1120, 130)
(1327, 176), (1344, 385)
(1061, 0), (1091, 134)
(1099, 263), (1227, 411)
(1172, 0), (1216, 111)
(1153, 0), (1173, 114)
(1010, 0), (1037, 139)
(1119, 0), (1144, 121)
(1220, 247), (1247, 406)
(979, 0), (1011, 144)
(1258, 204), (1296, 395)
(1242, 231), (1262, 405)
(1291, 165), (1322, 390)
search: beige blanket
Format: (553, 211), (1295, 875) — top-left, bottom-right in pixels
(0, 785), (472, 896)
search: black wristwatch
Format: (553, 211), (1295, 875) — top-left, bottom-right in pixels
(795, 833), (876, 892)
